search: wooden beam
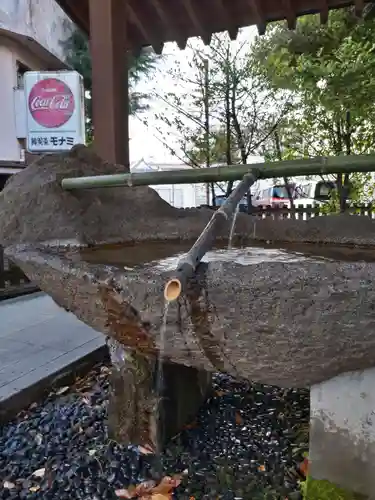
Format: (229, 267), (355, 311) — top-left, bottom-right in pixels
(127, 3), (164, 54)
(319, 0), (329, 24)
(282, 0), (297, 30)
(89, 0), (129, 168)
(211, 0), (239, 40)
(245, 0), (266, 36)
(181, 0), (212, 45)
(148, 0), (187, 49)
(355, 0), (365, 16)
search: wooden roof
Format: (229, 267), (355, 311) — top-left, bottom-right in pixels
(56, 0), (370, 53)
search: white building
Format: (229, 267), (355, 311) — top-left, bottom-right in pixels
(131, 158), (208, 208)
(131, 156), (265, 208)
(0, 0), (74, 187)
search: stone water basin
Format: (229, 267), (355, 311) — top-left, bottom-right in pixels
(71, 241), (375, 387)
(6, 239), (375, 389)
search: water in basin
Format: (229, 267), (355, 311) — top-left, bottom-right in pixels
(69, 240), (375, 272)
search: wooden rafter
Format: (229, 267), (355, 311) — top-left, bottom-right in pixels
(57, 0), (372, 49)
(282, 0), (297, 29)
(127, 3), (163, 53)
(148, 0), (187, 49)
(245, 0), (266, 35)
(181, 0), (212, 45)
(211, 0), (239, 40)
(355, 0), (365, 16)
(319, 0), (329, 24)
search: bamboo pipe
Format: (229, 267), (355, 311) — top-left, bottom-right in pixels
(61, 154), (375, 190)
(164, 170), (259, 302)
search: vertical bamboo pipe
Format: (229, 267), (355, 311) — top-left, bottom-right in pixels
(164, 170), (259, 302)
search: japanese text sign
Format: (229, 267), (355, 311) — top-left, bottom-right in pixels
(24, 71), (86, 153)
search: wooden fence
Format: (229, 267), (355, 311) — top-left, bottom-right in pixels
(0, 202), (374, 301)
(249, 203), (375, 220)
(0, 247), (39, 301)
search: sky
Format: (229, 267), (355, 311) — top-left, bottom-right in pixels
(128, 26), (258, 164)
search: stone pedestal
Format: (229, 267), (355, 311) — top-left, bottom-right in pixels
(159, 362), (211, 443)
(308, 367), (375, 499)
(107, 339), (211, 449)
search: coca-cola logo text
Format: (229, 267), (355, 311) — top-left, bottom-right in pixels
(28, 78), (75, 128)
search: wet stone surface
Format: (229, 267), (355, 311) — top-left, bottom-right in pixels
(0, 364), (309, 499)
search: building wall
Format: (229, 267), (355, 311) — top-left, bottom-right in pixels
(0, 0), (75, 162)
(0, 37), (52, 161)
(0, 0), (73, 62)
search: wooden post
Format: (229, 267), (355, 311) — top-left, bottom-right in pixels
(89, 0), (130, 169)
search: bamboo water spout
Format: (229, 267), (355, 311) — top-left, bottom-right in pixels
(61, 154), (375, 190)
(164, 170), (259, 302)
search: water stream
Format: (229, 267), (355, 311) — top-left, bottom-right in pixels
(228, 203), (240, 250)
(154, 302), (169, 456)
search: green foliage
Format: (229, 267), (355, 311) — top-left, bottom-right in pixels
(64, 29), (160, 140)
(154, 33), (289, 176)
(184, 127), (240, 166)
(252, 9), (375, 208)
(301, 476), (367, 500)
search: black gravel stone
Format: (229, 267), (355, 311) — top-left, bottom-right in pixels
(0, 365), (309, 499)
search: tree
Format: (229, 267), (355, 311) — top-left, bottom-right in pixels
(252, 9), (375, 210)
(152, 33), (290, 196)
(64, 29), (160, 141)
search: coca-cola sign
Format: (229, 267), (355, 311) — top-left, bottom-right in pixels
(28, 78), (75, 128)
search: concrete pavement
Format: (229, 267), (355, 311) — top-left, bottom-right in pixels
(0, 292), (105, 407)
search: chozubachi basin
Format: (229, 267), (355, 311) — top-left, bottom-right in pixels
(1, 146), (375, 388)
(2, 145), (375, 497)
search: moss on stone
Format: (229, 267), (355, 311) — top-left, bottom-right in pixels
(303, 476), (368, 500)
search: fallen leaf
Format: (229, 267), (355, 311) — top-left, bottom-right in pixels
(235, 411), (244, 425)
(183, 420), (197, 430)
(115, 481), (157, 498)
(258, 464), (266, 472)
(29, 486), (40, 493)
(137, 445), (154, 455)
(299, 457), (309, 478)
(115, 488), (136, 499)
(136, 481), (157, 496)
(115, 473), (184, 499)
(215, 390), (226, 397)
(88, 449), (96, 456)
(3, 481), (15, 489)
(151, 475), (182, 494)
(55, 386), (70, 396)
(32, 468), (46, 478)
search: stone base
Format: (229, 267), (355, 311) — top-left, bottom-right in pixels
(159, 362), (211, 444)
(106, 340), (211, 449)
(309, 367), (375, 498)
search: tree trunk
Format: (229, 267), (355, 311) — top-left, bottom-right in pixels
(203, 59), (214, 207)
(225, 60), (233, 198)
(274, 131), (294, 209)
(341, 111), (352, 212)
(335, 118), (348, 213)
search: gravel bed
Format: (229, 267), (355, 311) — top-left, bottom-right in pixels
(0, 363), (309, 499)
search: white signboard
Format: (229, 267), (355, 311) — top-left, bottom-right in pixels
(24, 71), (86, 153)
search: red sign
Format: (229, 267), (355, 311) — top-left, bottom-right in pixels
(28, 78), (75, 128)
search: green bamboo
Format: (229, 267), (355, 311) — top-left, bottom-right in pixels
(61, 154), (375, 190)
(164, 171), (259, 301)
